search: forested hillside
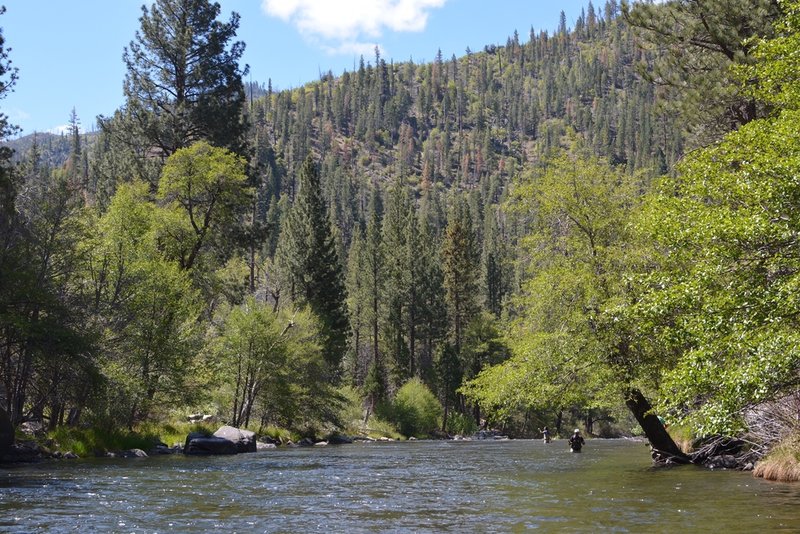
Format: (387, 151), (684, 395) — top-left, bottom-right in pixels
(2, 0), (799, 474)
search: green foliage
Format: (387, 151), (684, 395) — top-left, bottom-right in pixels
(442, 199), (480, 352)
(391, 378), (443, 438)
(462, 150), (645, 424)
(14, 0), (796, 447)
(622, 0), (781, 144)
(740, 0), (800, 110)
(157, 141), (251, 272)
(336, 385), (367, 429)
(215, 297), (295, 427)
(48, 426), (160, 457)
(445, 411), (478, 436)
(214, 300), (334, 431)
(90, 181), (204, 424)
(637, 107), (800, 434)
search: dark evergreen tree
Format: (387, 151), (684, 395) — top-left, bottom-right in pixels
(442, 198), (480, 354)
(276, 156), (349, 375)
(0, 8), (19, 447)
(622, 0), (782, 143)
(382, 179), (412, 385)
(114, 0), (248, 158)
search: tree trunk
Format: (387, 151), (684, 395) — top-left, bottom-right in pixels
(0, 405), (13, 453)
(625, 388), (690, 464)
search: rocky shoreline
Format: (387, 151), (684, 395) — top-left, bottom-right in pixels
(0, 423), (406, 464)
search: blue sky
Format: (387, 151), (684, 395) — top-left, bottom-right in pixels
(2, 0), (598, 136)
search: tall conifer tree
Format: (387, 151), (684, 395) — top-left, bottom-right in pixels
(442, 198), (480, 354)
(276, 156), (349, 375)
(115, 0), (248, 158)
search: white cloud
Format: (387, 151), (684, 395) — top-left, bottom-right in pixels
(47, 124), (71, 135)
(262, 0), (447, 54)
(47, 123), (83, 135)
(323, 41), (383, 58)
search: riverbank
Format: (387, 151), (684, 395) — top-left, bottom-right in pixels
(5, 419), (798, 485)
(753, 434), (800, 482)
(0, 418), (408, 464)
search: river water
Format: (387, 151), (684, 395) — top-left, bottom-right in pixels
(1, 439), (799, 532)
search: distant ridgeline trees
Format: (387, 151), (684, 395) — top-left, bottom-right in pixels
(2, 0), (796, 454)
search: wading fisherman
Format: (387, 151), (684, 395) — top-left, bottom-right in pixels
(540, 426), (551, 443)
(569, 429), (585, 452)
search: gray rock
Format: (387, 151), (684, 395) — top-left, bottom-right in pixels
(259, 435), (281, 446)
(118, 449), (148, 458)
(327, 434), (354, 445)
(148, 444), (177, 455)
(63, 451), (79, 459)
(707, 454), (740, 469)
(2, 440), (48, 463)
(298, 438), (316, 447)
(256, 441), (277, 451)
(184, 435), (238, 455)
(213, 425), (257, 453)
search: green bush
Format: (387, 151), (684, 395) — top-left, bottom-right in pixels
(446, 411), (478, 436)
(392, 378), (443, 438)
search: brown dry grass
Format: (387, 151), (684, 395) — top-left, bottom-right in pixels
(753, 458), (800, 482)
(753, 435), (800, 482)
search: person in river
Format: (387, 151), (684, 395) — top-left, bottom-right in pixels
(569, 429), (585, 452)
(540, 426), (551, 443)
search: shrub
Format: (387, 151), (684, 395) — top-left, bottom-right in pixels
(446, 411), (477, 436)
(392, 378), (443, 438)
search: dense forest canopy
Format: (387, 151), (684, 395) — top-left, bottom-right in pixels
(1, 0), (799, 467)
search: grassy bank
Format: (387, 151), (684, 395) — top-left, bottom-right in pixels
(41, 410), (405, 458)
(753, 434), (800, 482)
(47, 422), (218, 457)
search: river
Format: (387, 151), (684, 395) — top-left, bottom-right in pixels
(1, 439), (798, 532)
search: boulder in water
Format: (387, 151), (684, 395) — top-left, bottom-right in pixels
(183, 431), (237, 455)
(213, 425), (257, 453)
(2, 440), (49, 462)
(327, 433), (354, 445)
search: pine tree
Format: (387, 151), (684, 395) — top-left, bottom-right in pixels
(441, 198), (480, 354)
(276, 156), (349, 375)
(622, 0), (781, 144)
(364, 191), (384, 381)
(382, 179), (412, 385)
(116, 0), (248, 158)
